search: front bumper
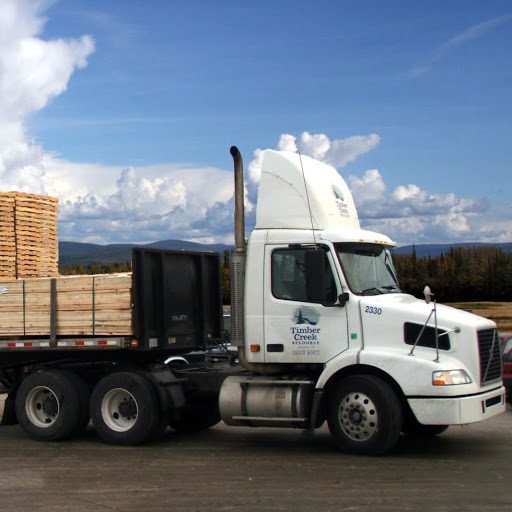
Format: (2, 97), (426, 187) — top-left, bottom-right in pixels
(408, 386), (506, 425)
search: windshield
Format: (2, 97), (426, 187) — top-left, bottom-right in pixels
(334, 242), (401, 296)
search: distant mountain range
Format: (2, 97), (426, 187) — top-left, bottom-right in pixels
(58, 240), (512, 267)
(58, 240), (234, 266)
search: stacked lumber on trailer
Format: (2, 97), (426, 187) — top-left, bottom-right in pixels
(0, 192), (58, 279)
(0, 274), (132, 337)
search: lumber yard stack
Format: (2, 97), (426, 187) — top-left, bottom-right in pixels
(0, 192), (59, 279)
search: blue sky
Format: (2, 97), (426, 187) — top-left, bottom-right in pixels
(1, 0), (511, 246)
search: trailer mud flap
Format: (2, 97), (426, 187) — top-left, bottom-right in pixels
(1, 389), (18, 425)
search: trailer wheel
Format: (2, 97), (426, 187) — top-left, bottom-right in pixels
(168, 400), (221, 432)
(15, 370), (81, 442)
(327, 375), (403, 456)
(90, 372), (161, 445)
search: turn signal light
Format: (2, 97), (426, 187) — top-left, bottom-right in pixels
(250, 344), (261, 352)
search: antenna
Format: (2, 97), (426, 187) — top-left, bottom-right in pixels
(298, 152), (318, 247)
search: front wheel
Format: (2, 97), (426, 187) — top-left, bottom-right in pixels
(90, 372), (161, 445)
(327, 375), (403, 456)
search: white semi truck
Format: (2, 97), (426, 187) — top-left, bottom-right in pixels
(0, 146), (505, 455)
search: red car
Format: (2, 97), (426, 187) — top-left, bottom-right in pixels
(503, 349), (512, 403)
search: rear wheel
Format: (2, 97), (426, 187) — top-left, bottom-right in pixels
(15, 370), (81, 442)
(90, 372), (161, 445)
(327, 375), (403, 456)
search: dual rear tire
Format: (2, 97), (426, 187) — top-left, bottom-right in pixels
(15, 369), (219, 445)
(15, 370), (163, 445)
(15, 369), (89, 442)
(89, 372), (163, 445)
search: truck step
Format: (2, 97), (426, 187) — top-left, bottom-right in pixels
(231, 416), (308, 423)
(238, 379), (315, 386)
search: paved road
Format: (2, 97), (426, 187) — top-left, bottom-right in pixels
(0, 399), (510, 512)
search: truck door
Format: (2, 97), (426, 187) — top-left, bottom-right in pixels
(263, 245), (349, 363)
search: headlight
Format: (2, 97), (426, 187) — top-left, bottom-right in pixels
(432, 370), (472, 386)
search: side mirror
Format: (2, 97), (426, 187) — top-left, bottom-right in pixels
(423, 285), (433, 304)
(337, 292), (350, 307)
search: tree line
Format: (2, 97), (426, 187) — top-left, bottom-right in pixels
(393, 246), (512, 302)
(59, 246), (512, 304)
(59, 262), (132, 276)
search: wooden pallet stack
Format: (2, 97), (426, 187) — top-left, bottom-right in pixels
(0, 194), (16, 280)
(0, 192), (59, 279)
(0, 274), (133, 337)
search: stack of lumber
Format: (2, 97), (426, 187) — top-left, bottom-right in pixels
(0, 274), (132, 337)
(0, 192), (58, 279)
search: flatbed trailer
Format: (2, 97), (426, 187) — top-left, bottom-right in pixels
(0, 248), (239, 444)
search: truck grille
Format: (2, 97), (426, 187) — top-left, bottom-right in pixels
(478, 329), (502, 384)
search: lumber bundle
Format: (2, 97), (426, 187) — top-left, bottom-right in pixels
(0, 192), (58, 279)
(0, 274), (133, 337)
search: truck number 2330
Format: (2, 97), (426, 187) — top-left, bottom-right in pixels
(365, 306), (382, 315)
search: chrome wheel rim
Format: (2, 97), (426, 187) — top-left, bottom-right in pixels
(338, 391), (378, 442)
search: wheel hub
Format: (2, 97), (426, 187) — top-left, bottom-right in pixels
(349, 408), (363, 424)
(118, 398), (137, 419)
(42, 394), (59, 416)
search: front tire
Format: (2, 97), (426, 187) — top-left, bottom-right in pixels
(327, 375), (403, 456)
(90, 372), (161, 446)
(15, 370), (82, 442)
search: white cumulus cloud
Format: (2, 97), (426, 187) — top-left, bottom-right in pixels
(55, 163), (234, 244)
(0, 0), (94, 195)
(346, 168), (490, 245)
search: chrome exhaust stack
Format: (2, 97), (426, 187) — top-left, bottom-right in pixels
(229, 146), (246, 347)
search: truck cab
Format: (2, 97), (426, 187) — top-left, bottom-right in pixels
(220, 148), (505, 455)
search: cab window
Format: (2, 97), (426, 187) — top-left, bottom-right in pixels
(271, 248), (336, 303)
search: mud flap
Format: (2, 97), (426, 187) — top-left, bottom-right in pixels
(1, 390), (18, 426)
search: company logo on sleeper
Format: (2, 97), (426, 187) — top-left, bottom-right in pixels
(291, 306), (321, 352)
(332, 186), (350, 218)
